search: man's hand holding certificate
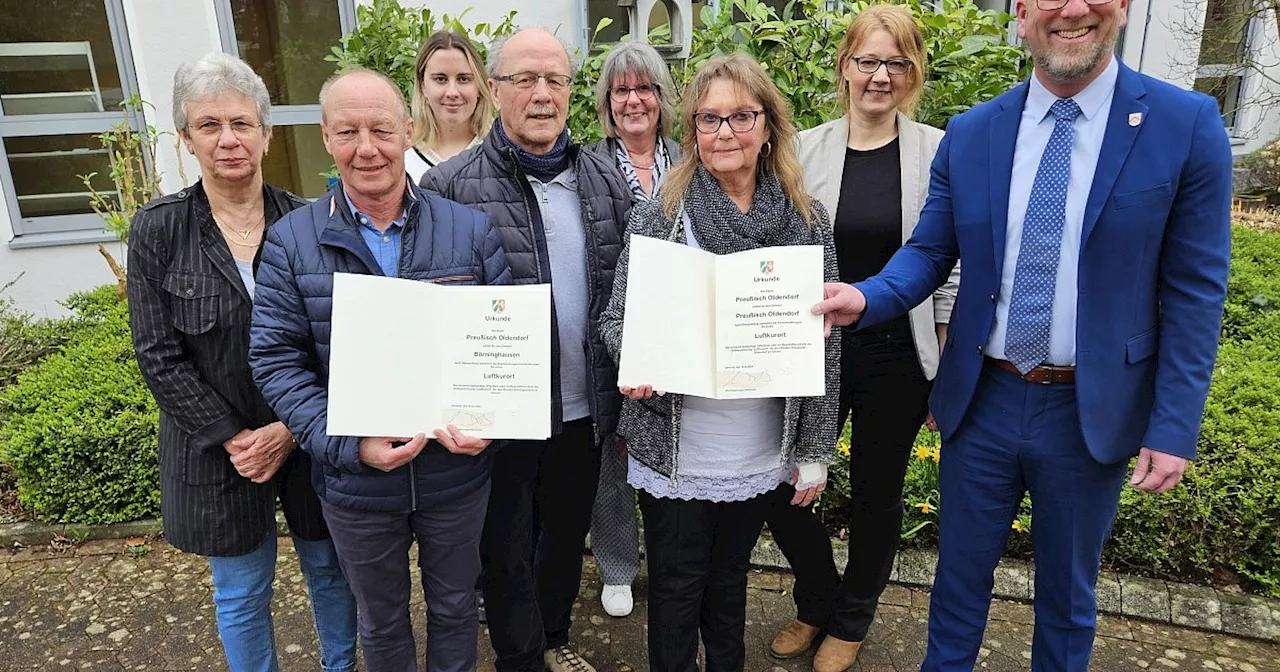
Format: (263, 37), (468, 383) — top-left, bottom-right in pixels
(617, 235), (826, 398)
(327, 273), (552, 440)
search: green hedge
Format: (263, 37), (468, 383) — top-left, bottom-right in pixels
(0, 287), (159, 524)
(820, 224), (1280, 597)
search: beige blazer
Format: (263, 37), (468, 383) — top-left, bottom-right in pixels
(798, 112), (959, 380)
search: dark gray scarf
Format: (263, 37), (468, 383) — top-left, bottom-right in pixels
(684, 164), (812, 254)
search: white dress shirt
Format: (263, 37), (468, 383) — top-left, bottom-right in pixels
(985, 57), (1119, 367)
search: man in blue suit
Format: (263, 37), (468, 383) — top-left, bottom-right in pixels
(812, 0), (1233, 669)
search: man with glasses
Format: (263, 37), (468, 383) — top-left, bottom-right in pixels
(421, 27), (631, 672)
(812, 1), (1233, 670)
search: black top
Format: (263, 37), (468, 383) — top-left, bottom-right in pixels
(834, 138), (903, 285)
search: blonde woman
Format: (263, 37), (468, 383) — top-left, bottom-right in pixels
(598, 52), (841, 672)
(405, 30), (495, 181)
(765, 6), (958, 671)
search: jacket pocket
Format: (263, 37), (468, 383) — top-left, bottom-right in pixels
(182, 438), (235, 485)
(1112, 183), (1172, 211)
(1126, 327), (1159, 364)
(162, 271), (221, 335)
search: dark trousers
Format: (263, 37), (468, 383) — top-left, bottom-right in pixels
(922, 366), (1127, 672)
(320, 480), (491, 672)
(483, 419), (602, 672)
(639, 486), (775, 672)
(766, 321), (932, 641)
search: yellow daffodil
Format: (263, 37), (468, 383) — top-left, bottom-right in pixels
(1012, 520), (1026, 533)
(914, 445), (932, 461)
(915, 502), (935, 515)
(837, 440), (851, 456)
(931, 447), (941, 463)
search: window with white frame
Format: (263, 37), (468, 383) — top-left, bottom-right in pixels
(0, 0), (141, 247)
(1194, 0), (1252, 132)
(214, 0), (356, 198)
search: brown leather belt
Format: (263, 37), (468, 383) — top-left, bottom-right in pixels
(985, 357), (1076, 385)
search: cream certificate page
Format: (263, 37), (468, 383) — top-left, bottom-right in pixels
(327, 273), (551, 440)
(617, 235), (825, 399)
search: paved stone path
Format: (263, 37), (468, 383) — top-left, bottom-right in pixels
(1, 538), (1277, 671)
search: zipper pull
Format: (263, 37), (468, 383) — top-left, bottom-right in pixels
(538, 182), (549, 205)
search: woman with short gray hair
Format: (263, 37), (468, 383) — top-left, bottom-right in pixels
(585, 41), (681, 619)
(128, 51), (357, 672)
(587, 42), (681, 202)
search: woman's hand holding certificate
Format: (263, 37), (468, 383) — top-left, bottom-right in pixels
(617, 235), (826, 399)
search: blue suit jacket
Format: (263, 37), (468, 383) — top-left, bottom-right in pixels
(854, 62), (1233, 464)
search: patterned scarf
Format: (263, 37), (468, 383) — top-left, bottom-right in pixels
(493, 119), (571, 182)
(616, 138), (671, 201)
(683, 164), (811, 255)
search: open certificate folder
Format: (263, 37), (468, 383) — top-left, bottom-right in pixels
(326, 273), (552, 440)
(617, 235), (825, 399)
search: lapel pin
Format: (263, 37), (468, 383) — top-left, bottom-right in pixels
(1128, 112), (1143, 127)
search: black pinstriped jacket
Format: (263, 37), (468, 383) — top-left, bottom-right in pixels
(127, 181), (327, 557)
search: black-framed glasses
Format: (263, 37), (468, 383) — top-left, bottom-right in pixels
(1035, 0), (1114, 9)
(693, 110), (764, 135)
(610, 83), (659, 103)
(851, 57), (913, 76)
(493, 72), (573, 91)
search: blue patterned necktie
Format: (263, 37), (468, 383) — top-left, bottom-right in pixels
(1004, 98), (1081, 375)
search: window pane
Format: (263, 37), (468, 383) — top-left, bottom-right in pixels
(0, 0), (125, 115)
(1198, 0), (1250, 67)
(231, 0), (342, 106)
(261, 124), (332, 199)
(4, 134), (119, 218)
(1195, 75), (1243, 128)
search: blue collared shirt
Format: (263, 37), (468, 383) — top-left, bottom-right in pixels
(344, 184), (415, 279)
(985, 57), (1119, 367)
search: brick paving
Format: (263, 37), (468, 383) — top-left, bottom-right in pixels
(1, 538), (1277, 671)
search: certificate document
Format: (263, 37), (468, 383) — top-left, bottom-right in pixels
(327, 273), (551, 440)
(617, 235), (825, 399)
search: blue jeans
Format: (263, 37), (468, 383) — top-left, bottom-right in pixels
(207, 532), (358, 672)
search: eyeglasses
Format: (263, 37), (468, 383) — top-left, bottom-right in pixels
(494, 72), (573, 91)
(1035, 0), (1114, 10)
(693, 110), (765, 135)
(850, 57), (913, 76)
(188, 119), (262, 138)
(610, 83), (659, 102)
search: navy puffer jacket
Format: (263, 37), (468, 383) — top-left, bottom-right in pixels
(250, 182), (512, 512)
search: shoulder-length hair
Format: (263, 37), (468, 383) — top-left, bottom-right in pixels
(660, 52), (817, 226)
(410, 30), (496, 151)
(594, 42), (678, 139)
(836, 3), (927, 118)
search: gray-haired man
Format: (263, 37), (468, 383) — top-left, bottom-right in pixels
(422, 27), (631, 672)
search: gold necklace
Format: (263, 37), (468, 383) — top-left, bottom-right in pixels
(213, 213), (264, 248)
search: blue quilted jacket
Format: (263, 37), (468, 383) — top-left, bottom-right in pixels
(249, 181), (512, 512)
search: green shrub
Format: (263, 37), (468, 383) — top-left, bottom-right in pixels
(1223, 224), (1280, 342)
(0, 299), (70, 390)
(0, 287), (159, 524)
(332, 0), (1027, 146)
(1106, 334), (1280, 596)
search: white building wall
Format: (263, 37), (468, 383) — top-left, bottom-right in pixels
(0, 206), (121, 318)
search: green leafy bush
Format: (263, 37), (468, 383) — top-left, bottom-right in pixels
(332, 0), (1026, 145)
(0, 287), (159, 524)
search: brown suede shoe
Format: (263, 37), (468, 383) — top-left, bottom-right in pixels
(812, 635), (862, 672)
(769, 619), (822, 659)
